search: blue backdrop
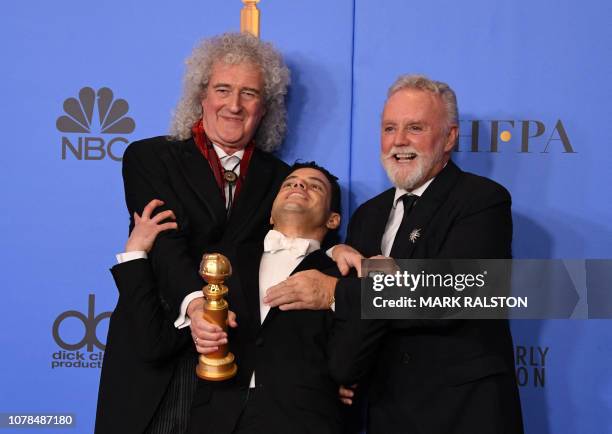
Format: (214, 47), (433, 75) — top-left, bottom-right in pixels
(1, 0), (611, 432)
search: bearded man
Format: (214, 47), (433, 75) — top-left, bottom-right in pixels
(265, 74), (524, 434)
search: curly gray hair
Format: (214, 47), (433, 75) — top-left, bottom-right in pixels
(387, 74), (458, 130)
(169, 32), (291, 152)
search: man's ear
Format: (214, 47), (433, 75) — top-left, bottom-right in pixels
(200, 89), (208, 105)
(444, 125), (459, 153)
(326, 212), (341, 230)
(269, 214), (275, 225)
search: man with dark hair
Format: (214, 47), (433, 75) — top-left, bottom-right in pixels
(281, 161), (342, 248)
(96, 32), (290, 434)
(265, 75), (524, 434)
(289, 161), (342, 214)
(107, 163), (349, 434)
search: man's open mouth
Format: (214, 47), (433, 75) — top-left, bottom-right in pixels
(288, 191), (307, 199)
(393, 152), (417, 161)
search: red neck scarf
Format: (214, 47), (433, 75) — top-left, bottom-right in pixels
(191, 120), (255, 208)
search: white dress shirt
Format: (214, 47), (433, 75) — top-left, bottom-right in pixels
(380, 177), (435, 256)
(248, 230), (320, 386)
(212, 143), (244, 210)
(258, 230), (321, 323)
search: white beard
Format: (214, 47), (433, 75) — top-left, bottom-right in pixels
(380, 145), (445, 191)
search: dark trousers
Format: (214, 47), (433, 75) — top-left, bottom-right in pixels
(232, 387), (267, 434)
(145, 355), (198, 434)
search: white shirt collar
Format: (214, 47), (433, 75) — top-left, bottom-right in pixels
(392, 161), (449, 208)
(211, 143), (245, 161)
(392, 176), (435, 208)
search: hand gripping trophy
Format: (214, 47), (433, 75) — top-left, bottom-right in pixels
(196, 253), (238, 381)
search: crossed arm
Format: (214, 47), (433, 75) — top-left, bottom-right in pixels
(118, 200), (237, 357)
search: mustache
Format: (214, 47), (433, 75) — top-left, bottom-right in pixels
(382, 147), (419, 158)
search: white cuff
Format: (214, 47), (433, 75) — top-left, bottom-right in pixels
(116, 251), (147, 264)
(174, 291), (204, 329)
(326, 245), (337, 259)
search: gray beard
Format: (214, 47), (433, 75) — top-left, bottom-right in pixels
(380, 147), (448, 190)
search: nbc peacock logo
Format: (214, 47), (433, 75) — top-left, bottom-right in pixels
(57, 87), (136, 161)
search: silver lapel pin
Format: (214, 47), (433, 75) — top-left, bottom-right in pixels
(409, 228), (421, 243)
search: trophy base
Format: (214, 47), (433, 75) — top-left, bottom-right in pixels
(196, 352), (238, 381)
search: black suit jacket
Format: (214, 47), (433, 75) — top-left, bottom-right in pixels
(102, 246), (344, 434)
(187, 245), (344, 434)
(95, 136), (289, 434)
(330, 161), (524, 434)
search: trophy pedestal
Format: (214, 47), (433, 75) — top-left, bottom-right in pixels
(196, 352), (238, 381)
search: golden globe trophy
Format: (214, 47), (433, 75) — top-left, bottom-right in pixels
(196, 253), (238, 381)
(240, 0), (260, 37)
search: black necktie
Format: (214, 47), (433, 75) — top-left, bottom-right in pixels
(389, 194), (418, 258)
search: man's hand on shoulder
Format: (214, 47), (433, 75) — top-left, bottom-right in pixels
(331, 244), (364, 277)
(263, 270), (338, 311)
(125, 199), (177, 253)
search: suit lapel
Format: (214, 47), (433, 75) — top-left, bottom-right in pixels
(233, 245), (263, 326)
(361, 189), (395, 256)
(225, 150), (276, 239)
(394, 161), (462, 258)
(167, 138), (226, 224)
(292, 250), (335, 274)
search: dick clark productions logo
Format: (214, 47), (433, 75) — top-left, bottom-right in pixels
(57, 87), (135, 161)
(51, 294), (111, 369)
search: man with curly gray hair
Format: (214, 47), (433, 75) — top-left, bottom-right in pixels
(170, 32), (290, 152)
(96, 32), (291, 434)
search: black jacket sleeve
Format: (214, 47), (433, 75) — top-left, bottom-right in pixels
(121, 140), (207, 317)
(111, 259), (191, 362)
